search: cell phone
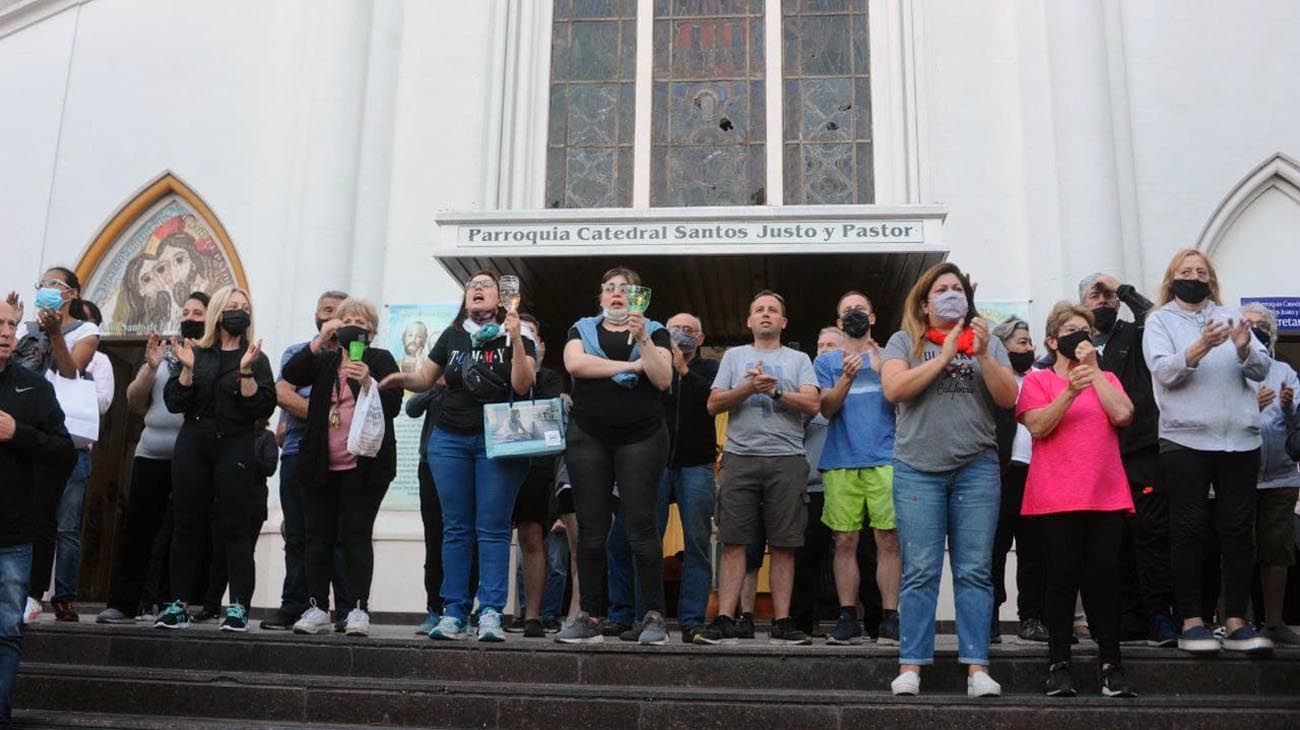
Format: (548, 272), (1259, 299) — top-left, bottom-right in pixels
(348, 340), (365, 361)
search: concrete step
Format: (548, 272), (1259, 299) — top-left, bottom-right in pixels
(16, 661), (1300, 730)
(11, 709), (431, 730)
(19, 621), (1300, 696)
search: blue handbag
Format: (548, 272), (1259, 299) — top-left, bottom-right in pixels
(483, 390), (567, 459)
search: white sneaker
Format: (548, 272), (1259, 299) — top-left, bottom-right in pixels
(967, 670), (1002, 697)
(345, 607), (370, 637)
(891, 670), (921, 696)
(293, 606), (334, 635)
(24, 597), (42, 624)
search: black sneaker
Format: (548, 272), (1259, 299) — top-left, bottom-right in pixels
(260, 609), (299, 631)
(1100, 664), (1138, 697)
(877, 611), (900, 646)
(195, 607), (221, 623)
(219, 604), (248, 633)
(694, 615), (738, 645)
(506, 616), (527, 633)
(1019, 618), (1050, 642)
(523, 618), (546, 638)
(681, 627), (697, 644)
(154, 601), (190, 630)
(827, 613), (863, 645)
(619, 622), (644, 642)
(542, 617), (562, 633)
(769, 617), (812, 646)
(735, 612), (756, 639)
(334, 617), (347, 634)
(1044, 661), (1076, 697)
(600, 619), (632, 638)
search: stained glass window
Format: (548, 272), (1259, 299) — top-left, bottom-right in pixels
(650, 0), (766, 206)
(782, 0), (873, 204)
(546, 0), (637, 208)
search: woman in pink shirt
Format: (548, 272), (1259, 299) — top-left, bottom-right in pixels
(1016, 302), (1136, 699)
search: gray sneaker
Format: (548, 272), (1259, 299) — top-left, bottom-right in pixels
(555, 613), (604, 644)
(638, 611), (669, 646)
(96, 607), (135, 625)
(1264, 625), (1300, 648)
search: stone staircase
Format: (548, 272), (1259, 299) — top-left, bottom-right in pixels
(12, 619), (1300, 729)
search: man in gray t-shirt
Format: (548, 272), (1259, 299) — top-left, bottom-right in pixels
(698, 291), (819, 647)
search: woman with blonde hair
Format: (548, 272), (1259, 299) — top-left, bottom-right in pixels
(879, 261), (1017, 697)
(282, 298), (401, 636)
(1143, 248), (1272, 655)
(157, 286), (276, 632)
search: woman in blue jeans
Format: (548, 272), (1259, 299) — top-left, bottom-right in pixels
(880, 262), (1018, 697)
(380, 271), (535, 641)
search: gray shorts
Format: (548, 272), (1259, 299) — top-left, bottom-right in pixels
(716, 453), (808, 548)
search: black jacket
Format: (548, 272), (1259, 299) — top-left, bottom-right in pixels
(405, 384), (447, 463)
(1095, 285), (1158, 457)
(663, 354), (720, 468)
(282, 344), (401, 491)
(0, 362), (76, 546)
(164, 345), (276, 435)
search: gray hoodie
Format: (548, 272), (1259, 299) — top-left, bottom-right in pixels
(1255, 357), (1299, 489)
(1143, 301), (1270, 452)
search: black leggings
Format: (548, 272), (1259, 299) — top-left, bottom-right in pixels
(1161, 448), (1259, 620)
(169, 425), (257, 608)
(992, 461), (1046, 621)
(28, 458), (76, 600)
(304, 467), (388, 612)
(106, 458), (173, 615)
(566, 420), (668, 618)
(1041, 511), (1125, 666)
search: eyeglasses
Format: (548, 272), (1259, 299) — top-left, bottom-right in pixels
(668, 325), (699, 335)
(601, 283), (630, 294)
(465, 279), (498, 291)
(36, 279), (71, 291)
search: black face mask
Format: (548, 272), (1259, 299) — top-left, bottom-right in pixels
(1091, 306), (1118, 334)
(179, 320), (205, 340)
(316, 317), (329, 332)
(1008, 350), (1036, 374)
(1253, 326), (1271, 347)
(840, 309), (871, 339)
(220, 309), (251, 337)
(1171, 278), (1210, 305)
(336, 325), (371, 348)
(1055, 330), (1092, 362)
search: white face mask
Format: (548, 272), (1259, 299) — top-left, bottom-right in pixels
(930, 290), (968, 322)
(603, 306), (629, 325)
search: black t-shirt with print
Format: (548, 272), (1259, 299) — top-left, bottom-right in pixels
(567, 323), (672, 445)
(429, 326), (537, 434)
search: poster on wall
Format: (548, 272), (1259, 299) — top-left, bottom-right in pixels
(83, 195), (241, 336)
(381, 303), (459, 511)
(977, 300), (1032, 326)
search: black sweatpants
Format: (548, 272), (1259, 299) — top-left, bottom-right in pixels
(566, 420), (668, 618)
(204, 520), (265, 611)
(1041, 511), (1126, 666)
(169, 425), (257, 608)
(28, 458), (76, 600)
(992, 461), (1046, 621)
(1117, 447), (1175, 633)
(106, 458), (173, 615)
(304, 467), (388, 612)
(1161, 447), (1259, 620)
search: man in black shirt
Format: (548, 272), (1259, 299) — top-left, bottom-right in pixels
(660, 313), (720, 643)
(1079, 273), (1177, 646)
(0, 298), (75, 723)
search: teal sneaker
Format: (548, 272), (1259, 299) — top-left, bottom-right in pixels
(477, 608), (506, 642)
(416, 611), (441, 635)
(154, 601), (189, 630)
(429, 615), (470, 640)
(220, 603), (248, 633)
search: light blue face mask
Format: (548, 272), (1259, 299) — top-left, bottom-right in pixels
(931, 289), (968, 323)
(34, 287), (65, 310)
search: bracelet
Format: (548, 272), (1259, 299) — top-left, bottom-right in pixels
(239, 371), (254, 379)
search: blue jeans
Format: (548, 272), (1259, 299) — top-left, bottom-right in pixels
(53, 450), (91, 602)
(429, 427), (528, 621)
(542, 528), (570, 619)
(1, 543), (32, 724)
(893, 450), (1000, 666)
(656, 465), (716, 630)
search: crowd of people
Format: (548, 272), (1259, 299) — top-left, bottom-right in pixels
(1, 248), (1298, 722)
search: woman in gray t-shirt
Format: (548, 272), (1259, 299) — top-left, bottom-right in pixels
(879, 262), (1017, 698)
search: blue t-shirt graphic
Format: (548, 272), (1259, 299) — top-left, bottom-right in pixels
(814, 349), (896, 470)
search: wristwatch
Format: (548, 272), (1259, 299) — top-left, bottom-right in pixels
(772, 385), (784, 400)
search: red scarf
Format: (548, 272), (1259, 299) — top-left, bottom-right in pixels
(925, 327), (975, 356)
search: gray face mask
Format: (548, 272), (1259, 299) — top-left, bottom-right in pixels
(670, 329), (697, 353)
(931, 290), (968, 322)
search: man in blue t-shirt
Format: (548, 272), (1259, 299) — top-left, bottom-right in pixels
(815, 291), (899, 646)
(260, 290), (350, 630)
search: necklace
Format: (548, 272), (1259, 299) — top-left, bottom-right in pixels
(330, 372), (343, 428)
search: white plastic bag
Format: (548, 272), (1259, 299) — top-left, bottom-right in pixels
(346, 382), (385, 457)
(45, 370), (100, 449)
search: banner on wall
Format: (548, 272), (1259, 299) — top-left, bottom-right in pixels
(381, 303), (460, 511)
(1241, 297), (1300, 332)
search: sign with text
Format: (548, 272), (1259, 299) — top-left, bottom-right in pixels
(458, 219), (926, 247)
(1241, 297), (1300, 332)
